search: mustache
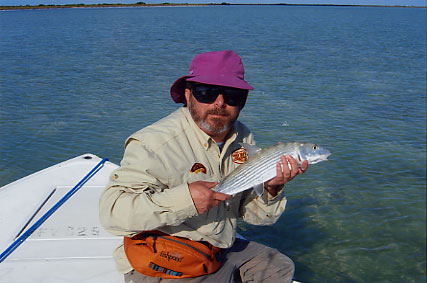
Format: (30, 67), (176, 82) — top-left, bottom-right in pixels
(207, 108), (229, 116)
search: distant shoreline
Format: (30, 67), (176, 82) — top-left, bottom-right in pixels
(1, 3), (426, 10)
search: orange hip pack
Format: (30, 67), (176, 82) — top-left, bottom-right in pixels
(123, 231), (223, 279)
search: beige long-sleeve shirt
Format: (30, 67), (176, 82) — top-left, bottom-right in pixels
(99, 107), (288, 273)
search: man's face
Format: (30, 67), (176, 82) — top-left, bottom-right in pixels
(184, 84), (243, 140)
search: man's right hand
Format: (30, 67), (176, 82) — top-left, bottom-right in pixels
(188, 181), (231, 215)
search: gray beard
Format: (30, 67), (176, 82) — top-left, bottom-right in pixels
(188, 99), (235, 134)
(199, 117), (232, 134)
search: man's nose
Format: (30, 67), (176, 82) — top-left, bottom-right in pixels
(214, 94), (225, 107)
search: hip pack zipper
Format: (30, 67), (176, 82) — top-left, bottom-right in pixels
(156, 236), (212, 260)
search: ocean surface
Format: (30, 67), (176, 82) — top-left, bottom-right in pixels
(0, 5), (426, 282)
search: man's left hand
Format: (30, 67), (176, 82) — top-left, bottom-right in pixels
(264, 155), (308, 197)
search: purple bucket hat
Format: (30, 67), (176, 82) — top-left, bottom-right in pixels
(170, 50), (254, 103)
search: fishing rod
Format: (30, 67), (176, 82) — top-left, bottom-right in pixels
(0, 157), (108, 263)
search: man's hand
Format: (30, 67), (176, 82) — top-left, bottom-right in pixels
(188, 181), (231, 215)
(264, 155), (308, 197)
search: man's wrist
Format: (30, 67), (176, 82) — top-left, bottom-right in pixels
(264, 184), (284, 197)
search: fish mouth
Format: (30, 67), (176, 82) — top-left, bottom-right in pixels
(309, 153), (331, 164)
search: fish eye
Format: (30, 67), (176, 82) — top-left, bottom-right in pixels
(313, 145), (318, 150)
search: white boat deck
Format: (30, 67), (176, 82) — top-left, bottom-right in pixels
(0, 154), (123, 282)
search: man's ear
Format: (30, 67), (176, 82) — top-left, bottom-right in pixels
(184, 88), (191, 106)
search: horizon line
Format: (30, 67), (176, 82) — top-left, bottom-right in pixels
(1, 2), (426, 8)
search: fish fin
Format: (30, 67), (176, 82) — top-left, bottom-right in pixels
(239, 143), (261, 158)
(253, 183), (264, 197)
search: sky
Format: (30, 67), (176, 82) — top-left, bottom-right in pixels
(1, 0), (426, 6)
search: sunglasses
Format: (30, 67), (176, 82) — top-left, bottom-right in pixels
(190, 84), (248, 107)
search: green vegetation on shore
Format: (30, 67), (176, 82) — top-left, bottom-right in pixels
(0, 3), (210, 10)
(1, 2), (425, 10)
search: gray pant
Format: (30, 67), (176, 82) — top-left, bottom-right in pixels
(124, 239), (294, 283)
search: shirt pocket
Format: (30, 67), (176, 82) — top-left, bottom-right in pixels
(185, 163), (218, 184)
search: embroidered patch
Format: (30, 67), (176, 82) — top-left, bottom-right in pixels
(232, 147), (248, 164)
(190, 163), (207, 174)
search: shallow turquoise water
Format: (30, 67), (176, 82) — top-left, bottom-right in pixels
(1, 6), (426, 282)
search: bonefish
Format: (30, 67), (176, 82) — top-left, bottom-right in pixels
(214, 142), (331, 196)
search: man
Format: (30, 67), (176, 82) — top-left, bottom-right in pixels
(99, 50), (308, 283)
